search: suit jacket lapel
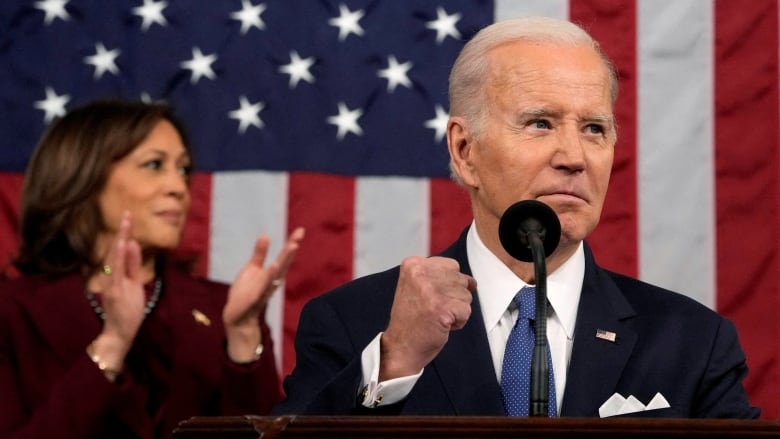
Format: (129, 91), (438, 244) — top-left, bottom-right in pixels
(560, 245), (637, 417)
(430, 292), (505, 415)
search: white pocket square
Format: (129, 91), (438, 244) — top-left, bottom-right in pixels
(598, 392), (670, 417)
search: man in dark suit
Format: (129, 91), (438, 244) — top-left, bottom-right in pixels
(274, 16), (760, 418)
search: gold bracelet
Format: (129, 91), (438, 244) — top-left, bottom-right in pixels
(86, 341), (122, 379)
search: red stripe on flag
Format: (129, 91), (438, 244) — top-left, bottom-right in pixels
(176, 172), (212, 279)
(430, 178), (471, 255)
(715, 0), (780, 418)
(283, 172), (355, 376)
(0, 173), (24, 277)
(570, 0), (639, 277)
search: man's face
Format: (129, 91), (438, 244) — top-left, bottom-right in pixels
(450, 40), (616, 254)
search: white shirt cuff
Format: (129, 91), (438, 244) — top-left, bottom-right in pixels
(359, 332), (422, 407)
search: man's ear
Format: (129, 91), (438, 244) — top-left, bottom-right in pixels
(447, 116), (479, 188)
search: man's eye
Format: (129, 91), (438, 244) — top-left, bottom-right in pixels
(586, 124), (604, 134)
(532, 120), (551, 129)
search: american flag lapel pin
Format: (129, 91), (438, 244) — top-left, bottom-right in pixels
(595, 329), (617, 343)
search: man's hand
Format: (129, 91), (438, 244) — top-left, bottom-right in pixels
(379, 256), (477, 380)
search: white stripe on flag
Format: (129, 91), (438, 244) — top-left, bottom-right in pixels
(355, 177), (430, 278)
(209, 170), (289, 371)
(637, 0), (715, 308)
(495, 0), (568, 21)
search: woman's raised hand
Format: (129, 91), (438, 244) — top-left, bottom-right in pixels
(222, 227), (305, 363)
(88, 211), (146, 380)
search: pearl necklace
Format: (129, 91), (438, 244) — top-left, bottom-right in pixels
(85, 276), (163, 320)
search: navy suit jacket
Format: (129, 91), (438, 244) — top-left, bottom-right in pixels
(275, 228), (759, 418)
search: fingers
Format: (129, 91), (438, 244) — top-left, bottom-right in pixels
(443, 300), (472, 330)
(223, 228), (305, 329)
(104, 212), (130, 287)
(106, 211), (139, 279)
(442, 272), (477, 302)
(118, 212), (143, 282)
(465, 274), (478, 292)
(249, 235), (271, 268)
(257, 227), (306, 286)
(248, 227), (305, 273)
(231, 228), (306, 306)
(98, 212), (146, 348)
(405, 256), (474, 303)
(255, 228), (306, 310)
(272, 227), (305, 279)
(392, 256), (475, 328)
(125, 239), (142, 282)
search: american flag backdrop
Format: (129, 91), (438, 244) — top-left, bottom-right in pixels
(0, 0), (778, 419)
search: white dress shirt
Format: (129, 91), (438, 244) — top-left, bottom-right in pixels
(360, 223), (584, 414)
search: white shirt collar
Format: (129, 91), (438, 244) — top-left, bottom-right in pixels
(466, 222), (583, 340)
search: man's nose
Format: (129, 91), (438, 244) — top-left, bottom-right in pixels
(551, 126), (586, 172)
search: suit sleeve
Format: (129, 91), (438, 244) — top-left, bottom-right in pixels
(273, 297), (403, 415)
(693, 317), (761, 419)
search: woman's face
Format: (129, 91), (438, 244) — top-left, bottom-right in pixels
(97, 120), (192, 253)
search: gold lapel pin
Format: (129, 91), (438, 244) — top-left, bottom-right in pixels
(192, 309), (211, 326)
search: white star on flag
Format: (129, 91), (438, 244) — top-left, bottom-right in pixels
(34, 86), (70, 124)
(132, 0), (169, 32)
(228, 96), (265, 134)
(34, 0), (70, 25)
(84, 42), (121, 79)
(426, 7), (462, 44)
(180, 47), (218, 84)
(424, 105), (449, 143)
(231, 0), (267, 34)
(279, 51), (316, 89)
(329, 4), (365, 42)
(327, 102), (363, 140)
(377, 55), (413, 93)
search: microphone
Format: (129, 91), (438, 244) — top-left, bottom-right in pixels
(498, 200), (561, 417)
(498, 199), (561, 263)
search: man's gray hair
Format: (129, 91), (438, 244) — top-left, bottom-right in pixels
(448, 16), (618, 137)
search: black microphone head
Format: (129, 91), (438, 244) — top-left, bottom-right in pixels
(498, 200), (561, 262)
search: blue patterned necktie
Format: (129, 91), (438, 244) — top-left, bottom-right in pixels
(500, 286), (557, 417)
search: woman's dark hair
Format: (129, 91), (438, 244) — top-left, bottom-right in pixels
(14, 98), (191, 277)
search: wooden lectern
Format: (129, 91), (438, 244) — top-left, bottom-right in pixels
(173, 415), (780, 439)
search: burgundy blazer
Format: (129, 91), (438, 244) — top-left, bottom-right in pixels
(0, 265), (281, 439)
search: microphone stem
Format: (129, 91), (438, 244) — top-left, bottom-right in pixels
(528, 232), (550, 417)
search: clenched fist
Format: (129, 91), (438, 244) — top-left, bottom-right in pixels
(379, 256), (477, 380)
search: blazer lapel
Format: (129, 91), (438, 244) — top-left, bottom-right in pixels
(560, 245), (637, 417)
(15, 275), (101, 363)
(16, 274), (155, 437)
(155, 268), (224, 418)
